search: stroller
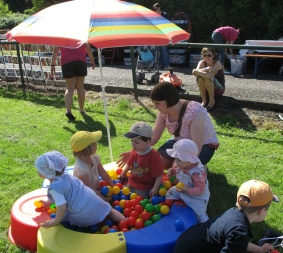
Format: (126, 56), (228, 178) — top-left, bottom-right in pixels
(136, 46), (161, 84)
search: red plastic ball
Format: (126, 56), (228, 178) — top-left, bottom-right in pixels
(122, 227), (129, 232)
(123, 207), (132, 217)
(124, 200), (133, 209)
(118, 220), (128, 230)
(130, 210), (139, 219)
(141, 211), (151, 221)
(131, 198), (140, 207)
(127, 216), (136, 227)
(115, 182), (123, 189)
(113, 200), (120, 207)
(116, 168), (123, 175)
(164, 199), (174, 208)
(134, 204), (144, 214)
(135, 219), (144, 229)
(99, 180), (108, 187)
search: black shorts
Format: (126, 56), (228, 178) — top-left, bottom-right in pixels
(61, 60), (87, 79)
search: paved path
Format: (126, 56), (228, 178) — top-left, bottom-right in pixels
(84, 64), (283, 108)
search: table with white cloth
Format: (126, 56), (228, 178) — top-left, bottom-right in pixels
(239, 40), (283, 77)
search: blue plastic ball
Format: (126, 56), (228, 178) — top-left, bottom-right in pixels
(175, 219), (184, 231)
(109, 228), (118, 233)
(151, 196), (159, 205)
(104, 219), (113, 227)
(50, 213), (56, 218)
(114, 205), (123, 213)
(101, 186), (109, 195)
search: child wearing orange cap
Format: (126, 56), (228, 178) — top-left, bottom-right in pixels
(71, 131), (114, 200)
(174, 179), (279, 253)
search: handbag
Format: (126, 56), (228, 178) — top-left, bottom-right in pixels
(174, 100), (189, 137)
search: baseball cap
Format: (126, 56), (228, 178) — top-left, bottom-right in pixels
(35, 151), (68, 179)
(71, 131), (102, 152)
(237, 180), (279, 207)
(166, 139), (202, 167)
(124, 121), (153, 139)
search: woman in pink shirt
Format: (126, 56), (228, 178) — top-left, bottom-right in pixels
(51, 44), (95, 120)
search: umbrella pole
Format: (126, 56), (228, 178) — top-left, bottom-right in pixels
(98, 49), (113, 162)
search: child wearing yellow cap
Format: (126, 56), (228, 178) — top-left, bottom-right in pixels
(174, 179), (279, 253)
(70, 131), (114, 200)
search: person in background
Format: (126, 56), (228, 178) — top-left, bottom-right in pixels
(173, 179), (278, 253)
(120, 121), (164, 198)
(192, 47), (225, 110)
(70, 131), (114, 202)
(50, 44), (95, 120)
(166, 139), (210, 223)
(211, 26), (240, 70)
(153, 3), (171, 69)
(35, 151), (125, 229)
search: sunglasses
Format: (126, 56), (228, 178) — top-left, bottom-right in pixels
(203, 54), (212, 58)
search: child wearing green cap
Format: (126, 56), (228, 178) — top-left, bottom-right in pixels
(71, 131), (114, 201)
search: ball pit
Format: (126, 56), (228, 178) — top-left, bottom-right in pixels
(10, 162), (197, 253)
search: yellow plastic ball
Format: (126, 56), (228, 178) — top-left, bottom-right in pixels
(112, 185), (121, 195)
(106, 186), (113, 197)
(176, 182), (185, 189)
(126, 171), (131, 177)
(163, 180), (172, 190)
(160, 205), (170, 215)
(34, 200), (43, 208)
(130, 192), (138, 200)
(122, 187), (130, 195)
(119, 199), (126, 208)
(158, 188), (167, 196)
(101, 225), (109, 233)
(108, 170), (118, 180)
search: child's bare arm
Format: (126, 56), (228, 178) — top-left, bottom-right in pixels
(98, 163), (114, 187)
(41, 204), (67, 228)
(149, 175), (163, 197)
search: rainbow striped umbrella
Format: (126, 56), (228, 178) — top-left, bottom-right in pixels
(6, 0), (189, 48)
(6, 0), (189, 163)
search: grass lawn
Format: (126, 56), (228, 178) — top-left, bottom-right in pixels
(0, 86), (282, 252)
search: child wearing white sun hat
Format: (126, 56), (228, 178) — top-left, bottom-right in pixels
(166, 139), (210, 223)
(35, 151), (125, 229)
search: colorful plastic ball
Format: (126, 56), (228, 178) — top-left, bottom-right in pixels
(151, 214), (161, 223)
(176, 182), (185, 189)
(104, 227), (111, 234)
(50, 203), (56, 209)
(124, 200), (133, 209)
(101, 186), (109, 195)
(175, 219), (185, 231)
(153, 204), (161, 214)
(145, 203), (154, 212)
(111, 225), (119, 231)
(101, 225), (109, 233)
(122, 227), (129, 232)
(50, 213), (56, 218)
(126, 171), (131, 177)
(115, 182), (123, 189)
(114, 205), (123, 213)
(106, 186), (113, 197)
(119, 220), (128, 230)
(99, 180), (108, 188)
(160, 205), (170, 215)
(131, 198), (140, 207)
(109, 228), (118, 233)
(144, 220), (153, 227)
(112, 194), (120, 201)
(123, 207), (132, 217)
(33, 200), (43, 208)
(151, 196), (159, 205)
(130, 192), (138, 200)
(135, 219), (144, 229)
(112, 186), (121, 195)
(119, 199), (126, 208)
(141, 211), (151, 221)
(159, 196), (166, 203)
(169, 176), (176, 183)
(159, 187), (167, 196)
(126, 216), (136, 227)
(120, 194), (130, 200)
(135, 195), (144, 202)
(104, 219), (113, 227)
(130, 210), (139, 219)
(134, 204), (144, 214)
(48, 208), (56, 214)
(116, 168), (123, 175)
(122, 187), (130, 195)
(163, 180), (172, 189)
(164, 199), (174, 208)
